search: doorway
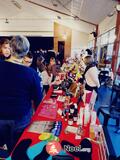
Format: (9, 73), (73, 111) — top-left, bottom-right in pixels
(58, 41), (65, 65)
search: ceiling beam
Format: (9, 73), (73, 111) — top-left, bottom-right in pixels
(0, 30), (53, 33)
(64, 0), (72, 6)
(25, 0), (97, 26)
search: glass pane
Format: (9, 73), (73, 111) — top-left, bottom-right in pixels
(101, 32), (109, 45)
(107, 44), (113, 56)
(99, 45), (108, 65)
(88, 40), (94, 48)
(97, 37), (101, 46)
(116, 46), (120, 70)
(105, 44), (113, 65)
(108, 28), (116, 43)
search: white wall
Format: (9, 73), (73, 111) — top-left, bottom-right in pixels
(0, 19), (95, 37)
(71, 30), (89, 57)
(98, 14), (116, 35)
(0, 19), (54, 37)
(88, 14), (117, 42)
(55, 19), (95, 34)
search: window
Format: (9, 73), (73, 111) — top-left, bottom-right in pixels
(88, 40), (94, 48)
(97, 37), (101, 46)
(108, 28), (116, 44)
(107, 44), (113, 56)
(116, 45), (120, 70)
(101, 32), (109, 45)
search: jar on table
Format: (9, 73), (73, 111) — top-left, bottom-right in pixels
(69, 105), (74, 114)
(73, 112), (78, 122)
(68, 115), (73, 125)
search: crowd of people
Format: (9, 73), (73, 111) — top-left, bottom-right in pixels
(0, 36), (65, 153)
(0, 35), (102, 154)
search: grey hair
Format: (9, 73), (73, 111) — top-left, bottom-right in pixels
(10, 35), (30, 58)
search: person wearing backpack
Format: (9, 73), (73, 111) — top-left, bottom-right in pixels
(82, 49), (100, 102)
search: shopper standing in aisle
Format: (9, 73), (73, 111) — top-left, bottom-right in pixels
(0, 35), (43, 153)
(41, 64), (53, 94)
(48, 57), (57, 81)
(82, 49), (100, 102)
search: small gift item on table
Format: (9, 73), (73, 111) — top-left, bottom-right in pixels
(77, 108), (84, 125)
(57, 108), (62, 116)
(61, 109), (66, 118)
(69, 104), (75, 114)
(69, 103), (78, 122)
(64, 115), (68, 121)
(51, 122), (62, 136)
(55, 121), (62, 127)
(74, 106), (78, 115)
(68, 115), (73, 125)
(65, 126), (78, 134)
(57, 95), (66, 102)
(89, 126), (95, 140)
(53, 84), (60, 90)
(74, 103), (78, 109)
(93, 125), (102, 141)
(84, 104), (90, 126)
(73, 112), (78, 122)
(53, 90), (63, 94)
(61, 109), (68, 121)
(64, 96), (70, 107)
(90, 111), (97, 125)
(39, 132), (51, 141)
(75, 125), (83, 139)
(53, 75), (62, 85)
(77, 125), (83, 135)
(43, 98), (56, 104)
(75, 134), (81, 139)
(50, 93), (58, 98)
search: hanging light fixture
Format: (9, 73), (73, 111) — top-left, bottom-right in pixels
(5, 18), (9, 24)
(57, 16), (62, 19)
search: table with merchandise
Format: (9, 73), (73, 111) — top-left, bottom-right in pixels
(7, 75), (109, 160)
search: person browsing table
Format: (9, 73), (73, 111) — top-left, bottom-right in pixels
(0, 35), (43, 153)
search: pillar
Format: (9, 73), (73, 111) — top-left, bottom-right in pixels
(112, 11), (120, 73)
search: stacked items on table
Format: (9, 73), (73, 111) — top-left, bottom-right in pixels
(61, 57), (84, 82)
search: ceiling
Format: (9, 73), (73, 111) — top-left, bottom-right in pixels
(0, 0), (117, 23)
(0, 0), (118, 35)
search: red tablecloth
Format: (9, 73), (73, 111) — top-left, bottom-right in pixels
(12, 86), (106, 160)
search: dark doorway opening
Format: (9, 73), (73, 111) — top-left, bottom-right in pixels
(58, 41), (65, 65)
